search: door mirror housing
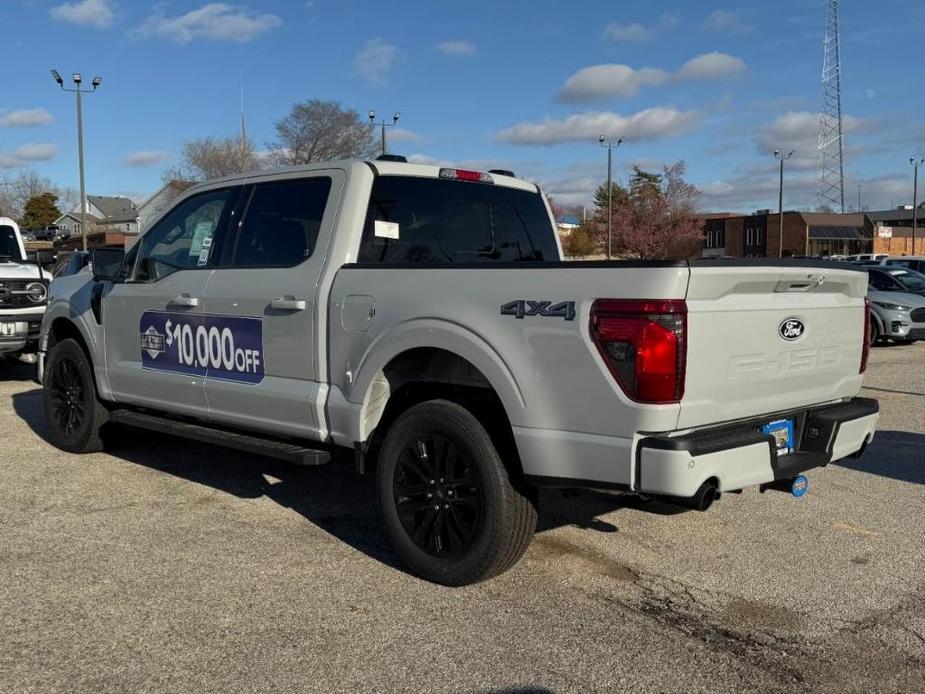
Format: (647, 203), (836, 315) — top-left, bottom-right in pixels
(92, 247), (126, 281)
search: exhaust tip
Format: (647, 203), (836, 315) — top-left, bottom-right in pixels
(694, 481), (718, 512)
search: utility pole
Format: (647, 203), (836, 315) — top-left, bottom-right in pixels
(912, 158), (923, 255)
(369, 110), (401, 156)
(598, 136), (623, 260)
(774, 150), (794, 258)
(51, 70), (100, 252)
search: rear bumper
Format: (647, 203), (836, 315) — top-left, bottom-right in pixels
(636, 397), (879, 497)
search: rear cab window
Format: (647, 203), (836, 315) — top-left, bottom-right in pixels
(358, 176), (559, 264)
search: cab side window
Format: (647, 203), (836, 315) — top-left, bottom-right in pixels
(232, 177), (332, 268)
(135, 188), (236, 282)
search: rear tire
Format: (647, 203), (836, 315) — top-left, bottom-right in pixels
(377, 399), (537, 586)
(43, 338), (108, 453)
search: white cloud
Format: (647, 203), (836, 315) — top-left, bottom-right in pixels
(0, 109), (54, 127)
(13, 143), (59, 161)
(558, 65), (670, 101)
(704, 9), (752, 34)
(387, 128), (423, 144)
(660, 11), (681, 29)
(133, 3), (281, 43)
(50, 0), (115, 28)
(122, 150), (169, 167)
(676, 52), (746, 80)
(755, 111), (874, 170)
(603, 22), (652, 42)
(557, 52), (746, 102)
(437, 40), (476, 56)
(497, 107), (701, 146)
(353, 38), (400, 85)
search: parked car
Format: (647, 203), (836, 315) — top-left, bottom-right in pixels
(37, 159), (879, 585)
(880, 256), (925, 273)
(867, 288), (925, 344)
(847, 253), (888, 262)
(0, 217), (52, 363)
(32, 225), (61, 242)
(866, 266), (925, 297)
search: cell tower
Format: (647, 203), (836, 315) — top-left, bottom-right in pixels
(817, 0), (846, 212)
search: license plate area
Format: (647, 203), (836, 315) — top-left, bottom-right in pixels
(762, 418), (795, 456)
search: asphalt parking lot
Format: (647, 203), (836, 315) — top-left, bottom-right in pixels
(1, 343), (923, 694)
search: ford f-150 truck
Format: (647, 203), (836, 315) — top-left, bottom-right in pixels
(1, 217), (51, 362)
(37, 159), (879, 585)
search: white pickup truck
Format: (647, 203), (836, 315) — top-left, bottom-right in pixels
(0, 217), (51, 362)
(37, 159), (879, 585)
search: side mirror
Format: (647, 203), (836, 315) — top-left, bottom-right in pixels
(92, 247), (126, 281)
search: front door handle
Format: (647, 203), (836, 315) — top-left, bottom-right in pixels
(271, 296), (307, 311)
(168, 294), (200, 308)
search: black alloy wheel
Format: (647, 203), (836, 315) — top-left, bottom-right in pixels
(377, 399), (537, 586)
(393, 434), (482, 557)
(42, 338), (108, 453)
(48, 357), (86, 436)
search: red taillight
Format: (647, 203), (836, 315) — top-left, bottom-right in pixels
(438, 167), (494, 184)
(860, 297), (871, 374)
(590, 299), (687, 404)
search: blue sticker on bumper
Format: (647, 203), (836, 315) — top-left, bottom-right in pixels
(140, 311), (264, 384)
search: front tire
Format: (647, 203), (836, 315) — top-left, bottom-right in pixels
(377, 399), (537, 586)
(43, 338), (108, 453)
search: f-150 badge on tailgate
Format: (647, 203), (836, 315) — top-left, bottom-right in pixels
(779, 318), (805, 341)
(500, 300), (576, 321)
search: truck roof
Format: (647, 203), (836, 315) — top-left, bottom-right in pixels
(194, 159), (539, 194)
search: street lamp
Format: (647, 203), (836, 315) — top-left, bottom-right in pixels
(51, 69), (101, 251)
(773, 149), (794, 258)
(369, 110), (401, 157)
(911, 157), (924, 255)
(599, 136), (623, 260)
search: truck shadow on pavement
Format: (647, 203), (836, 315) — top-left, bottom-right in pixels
(835, 430), (925, 486)
(0, 359), (38, 382)
(10, 387), (674, 574)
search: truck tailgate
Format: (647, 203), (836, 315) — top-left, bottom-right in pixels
(679, 263), (868, 430)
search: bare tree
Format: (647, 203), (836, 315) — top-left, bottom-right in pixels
(0, 170), (67, 222)
(608, 161), (702, 259)
(269, 100), (377, 165)
(162, 135), (260, 183)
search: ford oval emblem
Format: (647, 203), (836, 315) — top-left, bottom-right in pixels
(779, 318), (805, 341)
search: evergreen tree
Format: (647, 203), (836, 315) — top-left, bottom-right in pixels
(20, 192), (61, 231)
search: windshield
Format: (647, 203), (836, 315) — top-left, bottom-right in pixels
(0, 226), (23, 262)
(891, 269), (925, 291)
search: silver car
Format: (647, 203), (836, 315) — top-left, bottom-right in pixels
(868, 288), (925, 345)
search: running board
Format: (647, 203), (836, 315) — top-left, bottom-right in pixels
(109, 410), (330, 466)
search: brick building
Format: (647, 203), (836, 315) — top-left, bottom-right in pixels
(868, 207), (925, 255)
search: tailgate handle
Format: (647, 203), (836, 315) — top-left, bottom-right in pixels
(775, 274), (826, 292)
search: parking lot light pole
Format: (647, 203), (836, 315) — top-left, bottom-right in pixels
(599, 136), (623, 260)
(369, 110), (400, 157)
(774, 150), (794, 258)
(911, 158), (923, 255)
(51, 70), (101, 252)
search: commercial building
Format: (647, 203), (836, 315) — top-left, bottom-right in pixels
(700, 210), (870, 257)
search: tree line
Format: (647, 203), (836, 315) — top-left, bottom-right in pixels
(0, 171), (75, 231)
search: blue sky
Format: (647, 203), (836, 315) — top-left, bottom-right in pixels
(1, 0), (923, 212)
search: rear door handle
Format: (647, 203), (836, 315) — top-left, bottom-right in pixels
(168, 294), (200, 307)
(271, 296), (307, 311)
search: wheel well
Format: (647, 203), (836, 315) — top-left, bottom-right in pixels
(47, 318), (93, 365)
(362, 348), (523, 479)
